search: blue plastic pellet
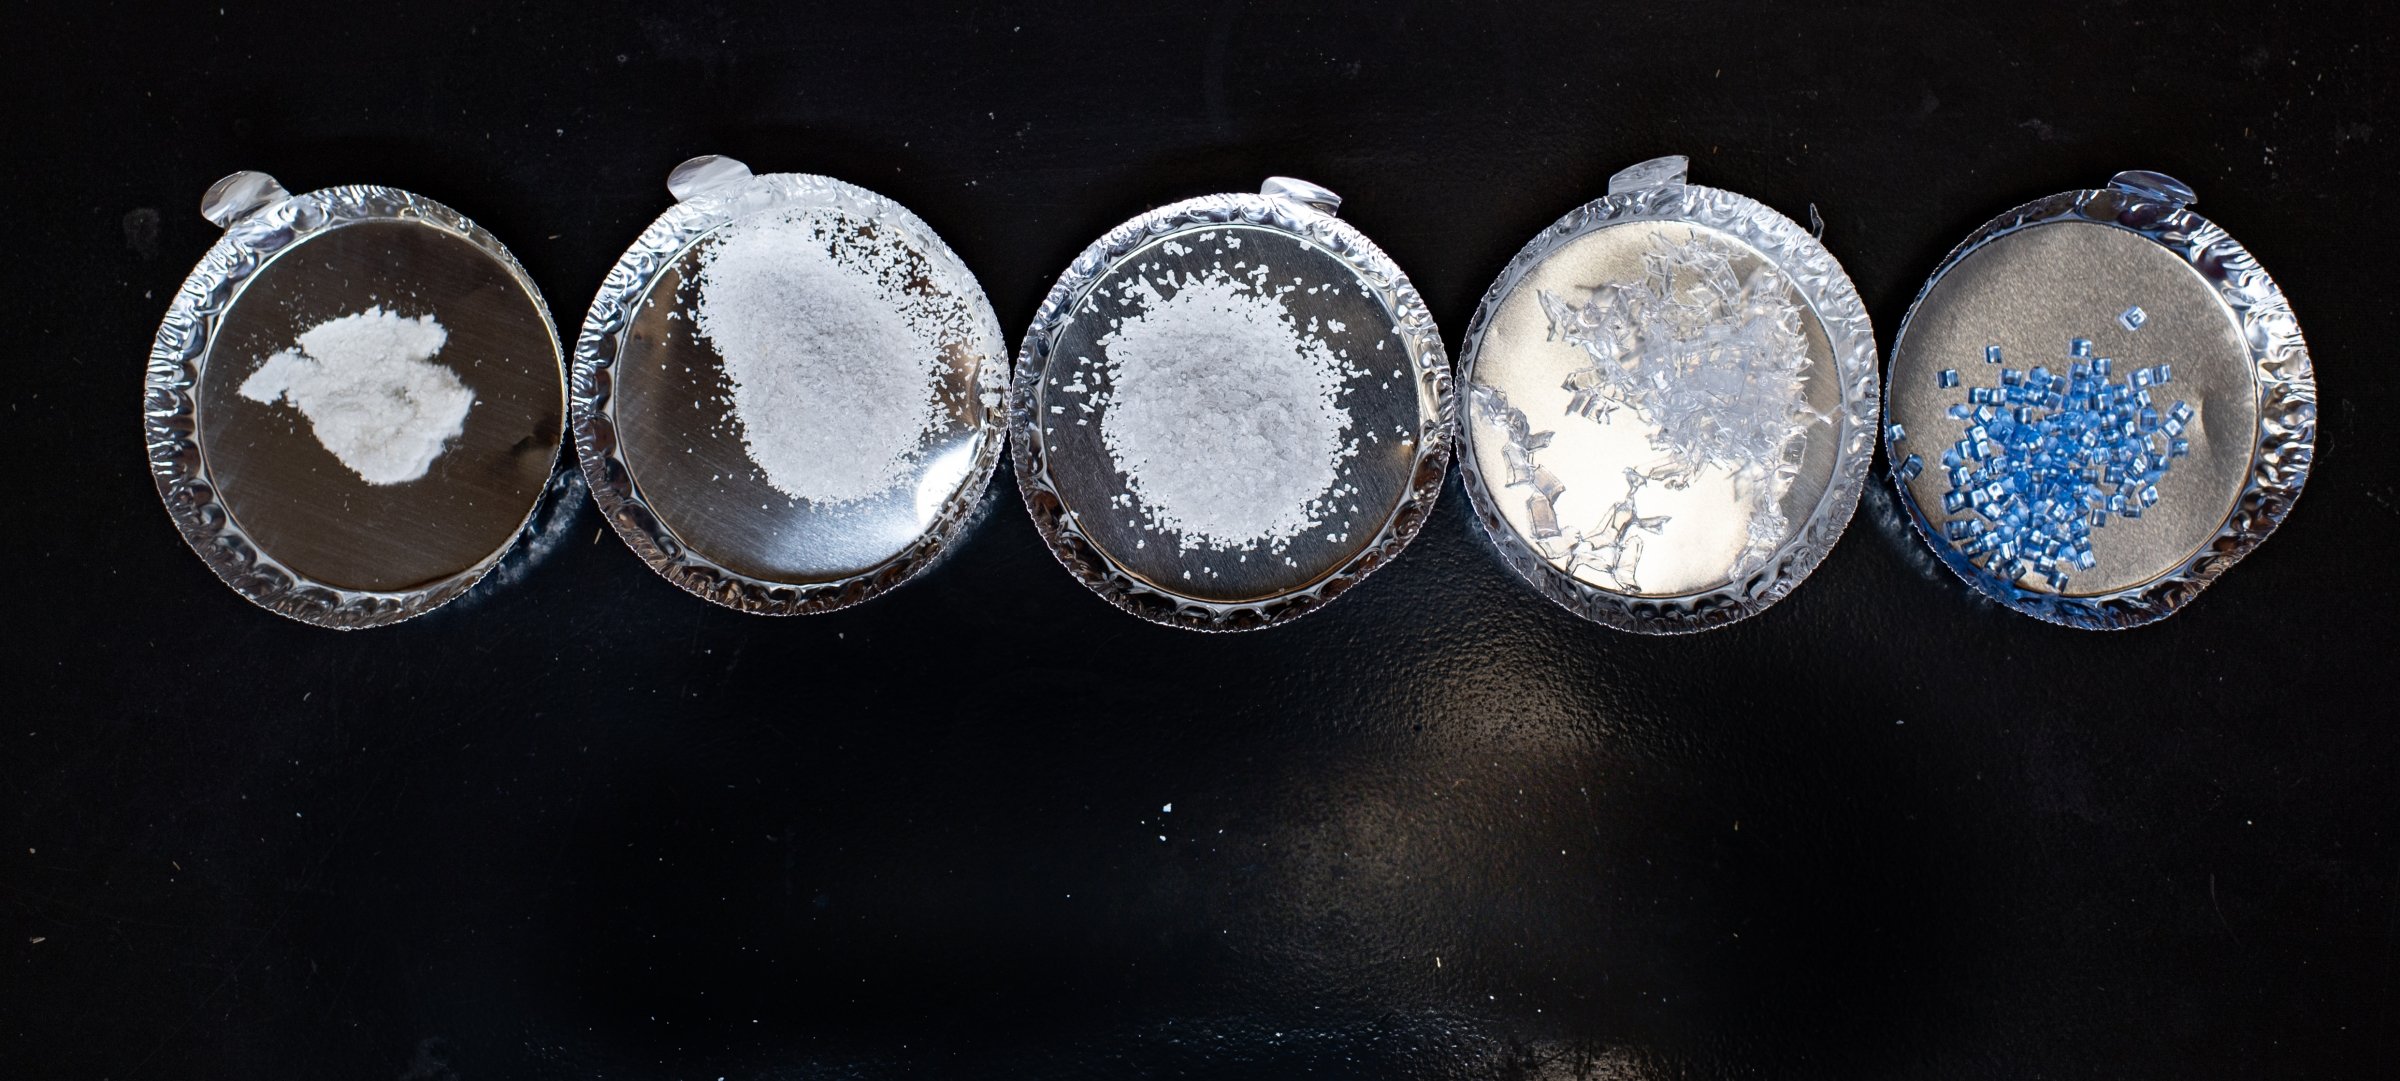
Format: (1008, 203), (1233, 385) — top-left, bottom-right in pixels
(1931, 337), (2190, 582)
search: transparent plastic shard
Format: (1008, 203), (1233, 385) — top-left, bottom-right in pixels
(1496, 231), (1824, 591)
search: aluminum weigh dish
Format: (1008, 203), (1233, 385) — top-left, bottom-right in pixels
(1456, 156), (1880, 633)
(1011, 178), (1452, 631)
(1883, 170), (2315, 629)
(572, 156), (1009, 615)
(144, 171), (566, 628)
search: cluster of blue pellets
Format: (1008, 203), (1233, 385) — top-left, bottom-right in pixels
(1888, 337), (2192, 591)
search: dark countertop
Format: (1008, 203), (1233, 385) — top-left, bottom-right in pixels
(4, 3), (2393, 1078)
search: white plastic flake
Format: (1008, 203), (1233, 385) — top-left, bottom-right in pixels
(239, 306), (473, 485)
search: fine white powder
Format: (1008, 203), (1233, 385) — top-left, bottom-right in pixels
(238, 306), (475, 485)
(1094, 259), (1358, 551)
(692, 208), (949, 505)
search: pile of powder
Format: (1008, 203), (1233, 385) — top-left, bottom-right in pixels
(693, 208), (948, 505)
(1094, 267), (1357, 550)
(238, 306), (474, 485)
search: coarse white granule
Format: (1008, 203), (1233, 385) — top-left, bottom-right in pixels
(692, 207), (948, 505)
(1094, 264), (1357, 550)
(238, 306), (474, 485)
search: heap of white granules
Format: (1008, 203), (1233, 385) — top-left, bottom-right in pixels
(1093, 263), (1358, 551)
(693, 208), (949, 505)
(238, 306), (475, 486)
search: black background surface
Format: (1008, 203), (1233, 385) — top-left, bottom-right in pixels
(4, 3), (2394, 1078)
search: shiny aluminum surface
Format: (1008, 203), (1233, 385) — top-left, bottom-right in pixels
(1884, 171), (2316, 628)
(143, 172), (566, 628)
(1010, 179), (1452, 631)
(571, 157), (1007, 614)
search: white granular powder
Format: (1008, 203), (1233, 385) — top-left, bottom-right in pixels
(1094, 263), (1357, 550)
(238, 306), (474, 485)
(692, 208), (948, 505)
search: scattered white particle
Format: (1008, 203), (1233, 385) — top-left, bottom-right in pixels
(1092, 267), (1359, 551)
(694, 206), (955, 505)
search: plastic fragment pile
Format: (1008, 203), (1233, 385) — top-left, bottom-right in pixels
(1092, 253), (1359, 552)
(693, 207), (951, 506)
(1537, 231), (1820, 580)
(1893, 337), (2192, 591)
(238, 306), (474, 486)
